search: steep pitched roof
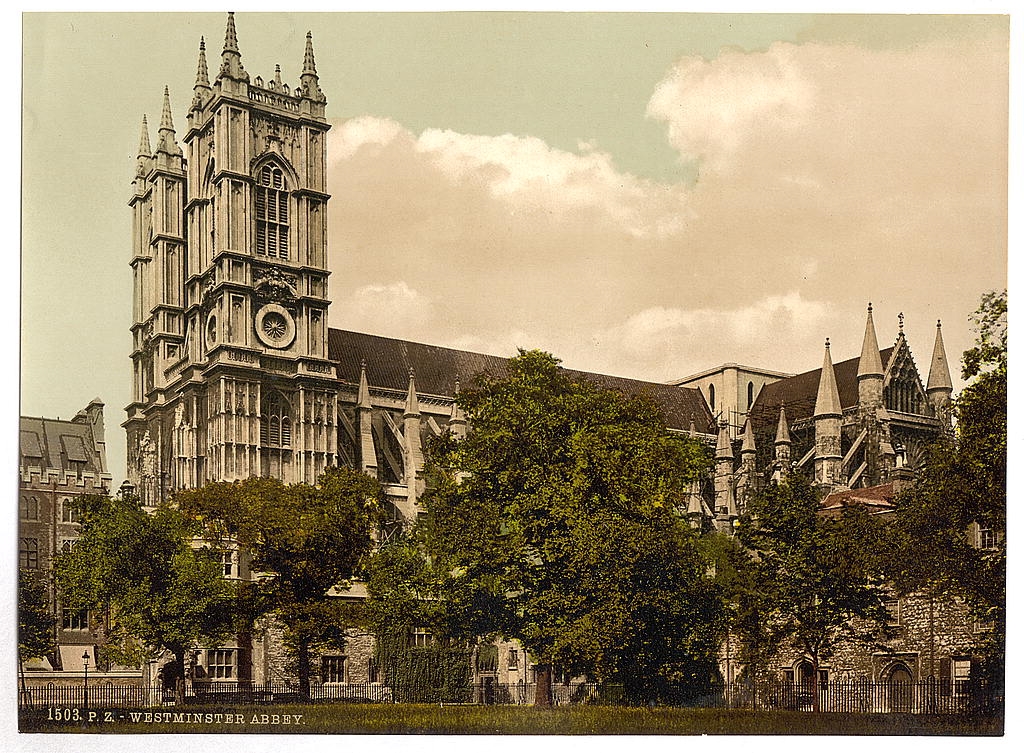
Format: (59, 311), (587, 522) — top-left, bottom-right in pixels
(749, 347), (895, 434)
(19, 416), (103, 475)
(328, 329), (714, 432)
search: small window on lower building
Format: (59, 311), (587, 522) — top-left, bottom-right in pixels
(978, 527), (997, 550)
(62, 498), (81, 524)
(411, 627), (434, 648)
(217, 550), (235, 578)
(207, 649), (236, 679)
(953, 659), (971, 695)
(322, 655), (347, 684)
(20, 496), (39, 521)
(884, 598), (901, 626)
(19, 538), (39, 570)
(367, 657), (379, 684)
(507, 649), (519, 671)
(62, 608), (89, 631)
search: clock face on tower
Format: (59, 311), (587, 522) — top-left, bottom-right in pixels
(254, 303), (296, 349)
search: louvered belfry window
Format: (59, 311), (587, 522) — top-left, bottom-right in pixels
(255, 164), (289, 259)
(260, 392), (292, 449)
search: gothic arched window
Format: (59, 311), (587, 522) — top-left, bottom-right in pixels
(747, 381), (755, 409)
(255, 163), (289, 260)
(708, 383), (716, 410)
(260, 392), (292, 449)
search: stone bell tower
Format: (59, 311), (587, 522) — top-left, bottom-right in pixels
(125, 13), (341, 505)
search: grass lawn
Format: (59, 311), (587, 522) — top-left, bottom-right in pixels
(19, 703), (1003, 736)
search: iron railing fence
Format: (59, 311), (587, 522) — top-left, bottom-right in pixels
(695, 680), (1003, 715)
(18, 679), (1003, 715)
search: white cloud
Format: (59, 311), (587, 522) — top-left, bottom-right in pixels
(331, 281), (435, 340)
(323, 33), (1004, 394)
(647, 43), (814, 171)
(330, 118), (689, 238)
(331, 116), (407, 161)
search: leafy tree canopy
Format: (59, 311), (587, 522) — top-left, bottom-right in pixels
(19, 569), (56, 662)
(422, 349), (722, 704)
(177, 466), (381, 695)
(737, 474), (890, 706)
(891, 290), (1006, 670)
(53, 493), (235, 703)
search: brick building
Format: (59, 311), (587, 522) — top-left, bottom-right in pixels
(18, 399), (142, 686)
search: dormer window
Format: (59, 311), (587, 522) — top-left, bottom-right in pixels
(255, 163), (289, 260)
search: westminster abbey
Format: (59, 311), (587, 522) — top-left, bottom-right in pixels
(109, 13), (982, 691)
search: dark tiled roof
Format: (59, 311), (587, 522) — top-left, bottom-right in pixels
(328, 329), (713, 432)
(749, 348), (894, 434)
(19, 416), (102, 474)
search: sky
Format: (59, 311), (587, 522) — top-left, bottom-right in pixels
(18, 9), (1010, 486)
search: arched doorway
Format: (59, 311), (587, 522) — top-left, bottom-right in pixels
(888, 664), (914, 712)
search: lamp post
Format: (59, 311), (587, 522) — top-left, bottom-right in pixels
(82, 650), (90, 720)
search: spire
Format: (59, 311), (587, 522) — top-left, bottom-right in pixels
(224, 11), (239, 54)
(857, 303), (884, 378)
(715, 419), (733, 460)
(774, 403), (791, 446)
(138, 114), (152, 157)
(195, 36), (210, 88)
(218, 12), (247, 81)
(404, 368), (420, 418)
(741, 418), (756, 456)
(356, 361), (377, 478)
(302, 31), (318, 77)
(926, 320), (953, 392)
(449, 379), (467, 439)
(357, 360), (372, 409)
(299, 31), (325, 102)
(135, 115), (151, 178)
(814, 339), (842, 418)
(155, 87), (182, 157)
(772, 404), (792, 483)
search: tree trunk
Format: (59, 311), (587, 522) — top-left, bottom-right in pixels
(297, 640), (311, 701)
(810, 654), (820, 713)
(173, 649), (187, 707)
(534, 663), (553, 707)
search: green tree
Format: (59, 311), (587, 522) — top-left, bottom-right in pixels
(53, 493), (235, 705)
(700, 533), (774, 683)
(423, 350), (722, 705)
(19, 568), (56, 705)
(737, 475), (890, 711)
(891, 290), (1006, 681)
(18, 569), (55, 662)
(178, 466), (380, 698)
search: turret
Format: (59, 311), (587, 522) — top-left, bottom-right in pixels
(714, 419), (736, 532)
(926, 320), (954, 430)
(448, 380), (467, 441)
(154, 87), (183, 168)
(356, 361), (378, 478)
(217, 12), (248, 84)
(403, 368), (423, 508)
(190, 37), (212, 114)
(299, 31), (326, 105)
(772, 403), (792, 482)
(814, 339), (844, 487)
(740, 418), (757, 476)
(857, 303), (885, 410)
